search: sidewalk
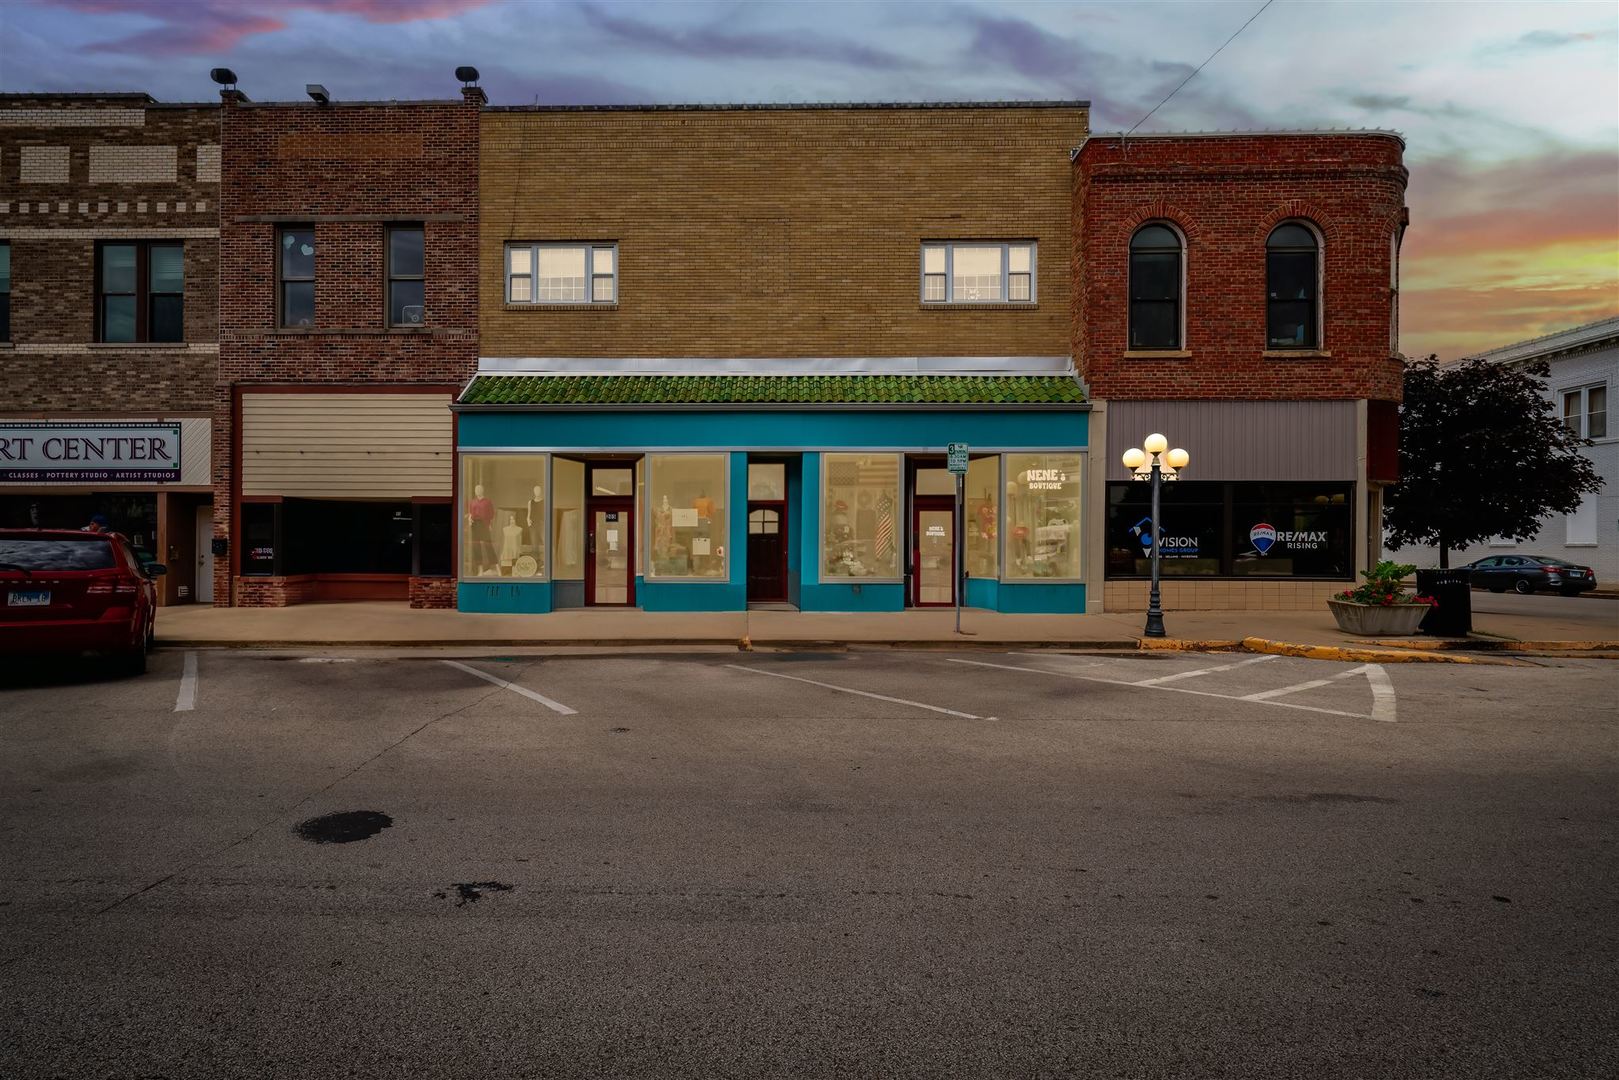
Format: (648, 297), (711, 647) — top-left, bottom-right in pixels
(154, 599), (1619, 654)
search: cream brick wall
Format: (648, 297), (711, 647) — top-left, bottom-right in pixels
(88, 144), (177, 183)
(19, 145), (70, 183)
(1104, 580), (1347, 612)
(0, 108), (145, 127)
(195, 144), (220, 183)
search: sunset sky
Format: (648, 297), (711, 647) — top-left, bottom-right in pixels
(3, 0), (1614, 360)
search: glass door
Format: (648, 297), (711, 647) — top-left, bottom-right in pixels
(912, 495), (955, 607)
(586, 498), (634, 606)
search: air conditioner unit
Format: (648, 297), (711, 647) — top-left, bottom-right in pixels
(402, 305), (424, 324)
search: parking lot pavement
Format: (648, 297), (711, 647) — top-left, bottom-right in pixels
(2, 647), (1616, 1079)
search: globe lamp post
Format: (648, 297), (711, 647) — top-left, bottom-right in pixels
(1123, 435), (1190, 638)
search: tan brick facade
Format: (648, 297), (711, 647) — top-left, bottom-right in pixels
(480, 104), (1087, 361)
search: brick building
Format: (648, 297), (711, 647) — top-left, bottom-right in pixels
(214, 77), (482, 607)
(0, 93), (220, 605)
(458, 103), (1092, 614)
(1074, 131), (1408, 611)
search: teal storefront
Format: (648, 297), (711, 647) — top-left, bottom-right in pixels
(452, 373), (1089, 615)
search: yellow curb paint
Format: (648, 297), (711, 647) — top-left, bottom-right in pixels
(1238, 637), (1516, 665)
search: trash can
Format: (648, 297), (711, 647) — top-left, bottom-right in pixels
(1417, 568), (1472, 636)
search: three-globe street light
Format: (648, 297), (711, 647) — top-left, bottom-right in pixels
(1122, 434), (1190, 639)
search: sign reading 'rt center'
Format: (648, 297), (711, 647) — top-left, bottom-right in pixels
(0, 423), (182, 483)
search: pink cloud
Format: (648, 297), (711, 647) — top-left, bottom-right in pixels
(45, 0), (492, 56)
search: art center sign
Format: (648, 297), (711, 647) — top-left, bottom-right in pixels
(0, 423), (182, 483)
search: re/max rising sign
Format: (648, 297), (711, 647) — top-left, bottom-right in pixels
(0, 423), (182, 483)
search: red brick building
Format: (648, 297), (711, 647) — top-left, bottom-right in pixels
(1074, 131), (1408, 610)
(0, 93), (220, 606)
(214, 77), (482, 607)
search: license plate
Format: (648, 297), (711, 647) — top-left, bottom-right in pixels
(7, 591), (50, 607)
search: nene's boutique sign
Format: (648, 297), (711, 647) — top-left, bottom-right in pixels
(0, 423), (182, 483)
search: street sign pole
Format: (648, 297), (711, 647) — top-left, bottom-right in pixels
(946, 443), (969, 635)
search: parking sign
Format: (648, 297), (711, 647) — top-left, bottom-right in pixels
(946, 442), (969, 475)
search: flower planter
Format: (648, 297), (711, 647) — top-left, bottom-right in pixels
(1327, 598), (1429, 636)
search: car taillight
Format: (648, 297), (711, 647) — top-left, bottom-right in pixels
(86, 582), (113, 595)
(114, 577), (139, 595)
(90, 577), (139, 596)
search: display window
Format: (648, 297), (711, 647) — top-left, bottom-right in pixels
(240, 502), (278, 576)
(647, 453), (728, 579)
(1004, 453), (1082, 579)
(964, 455), (999, 579)
(552, 457), (585, 581)
(1105, 481), (1353, 579)
(460, 454), (548, 580)
(821, 453), (901, 580)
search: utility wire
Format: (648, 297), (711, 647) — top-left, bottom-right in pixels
(1124, 0), (1277, 137)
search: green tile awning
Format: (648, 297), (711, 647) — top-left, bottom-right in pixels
(458, 374), (1087, 408)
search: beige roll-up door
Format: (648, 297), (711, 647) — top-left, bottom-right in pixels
(241, 393), (452, 498)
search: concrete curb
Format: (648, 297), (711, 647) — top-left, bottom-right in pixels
(158, 637), (1148, 652)
(1241, 637), (1517, 665)
(1364, 638), (1619, 653)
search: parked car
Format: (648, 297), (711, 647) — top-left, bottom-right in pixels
(1465, 554), (1598, 596)
(0, 529), (165, 674)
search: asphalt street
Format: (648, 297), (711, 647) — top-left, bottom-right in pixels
(1, 646), (1616, 1079)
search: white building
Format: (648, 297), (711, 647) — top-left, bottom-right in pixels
(1394, 316), (1616, 582)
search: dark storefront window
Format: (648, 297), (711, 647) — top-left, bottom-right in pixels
(0, 492), (158, 552)
(1106, 481), (1352, 579)
(239, 499), (448, 577)
(241, 502), (279, 576)
(1, 241), (10, 342)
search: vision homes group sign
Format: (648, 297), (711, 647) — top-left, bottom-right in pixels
(0, 423), (183, 484)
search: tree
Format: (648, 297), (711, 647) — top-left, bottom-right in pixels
(1384, 355), (1603, 568)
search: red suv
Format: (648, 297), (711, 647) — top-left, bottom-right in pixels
(0, 529), (162, 675)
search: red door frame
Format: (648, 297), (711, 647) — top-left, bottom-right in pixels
(584, 496), (635, 607)
(911, 494), (956, 607)
(746, 499), (788, 603)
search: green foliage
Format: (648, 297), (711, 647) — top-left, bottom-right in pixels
(1337, 560), (1434, 607)
(1384, 355), (1604, 566)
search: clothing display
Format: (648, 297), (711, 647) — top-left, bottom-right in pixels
(467, 493), (496, 572)
(500, 514), (523, 567)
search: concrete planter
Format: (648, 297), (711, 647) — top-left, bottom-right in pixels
(1327, 598), (1429, 636)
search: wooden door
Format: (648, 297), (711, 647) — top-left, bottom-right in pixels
(585, 498), (635, 606)
(746, 501), (787, 602)
(912, 495), (955, 607)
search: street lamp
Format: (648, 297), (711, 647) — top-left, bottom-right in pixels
(1123, 434), (1190, 638)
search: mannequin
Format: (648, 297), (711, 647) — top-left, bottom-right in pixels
(466, 483), (496, 574)
(524, 484), (544, 551)
(500, 511), (523, 569)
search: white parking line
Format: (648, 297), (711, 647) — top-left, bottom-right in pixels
(1241, 676), (1340, 701)
(1365, 664), (1397, 722)
(441, 660), (577, 715)
(174, 651), (197, 712)
(946, 657), (1373, 720)
(725, 664), (985, 719)
(1134, 654), (1279, 686)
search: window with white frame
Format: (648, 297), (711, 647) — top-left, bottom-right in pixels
(920, 242), (1035, 304)
(1562, 384), (1608, 440)
(506, 243), (616, 305)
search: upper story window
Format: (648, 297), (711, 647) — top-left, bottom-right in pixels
(920, 242), (1035, 304)
(1389, 227), (1403, 355)
(506, 244), (617, 305)
(96, 241), (183, 343)
(1128, 224), (1182, 350)
(1266, 222), (1320, 350)
(1563, 384), (1608, 440)
(0, 242), (10, 343)
(387, 226), (425, 326)
(279, 226), (316, 328)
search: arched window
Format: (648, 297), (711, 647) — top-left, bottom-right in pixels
(1266, 223), (1319, 349)
(1129, 224), (1182, 350)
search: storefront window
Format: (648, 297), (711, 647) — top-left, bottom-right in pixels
(648, 453), (728, 579)
(414, 503), (452, 577)
(964, 455), (999, 578)
(241, 502), (277, 576)
(1004, 453), (1082, 579)
(1104, 481), (1353, 579)
(552, 458), (585, 581)
(1232, 485), (1351, 578)
(1105, 481), (1223, 577)
(461, 454), (547, 579)
(822, 453), (900, 579)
